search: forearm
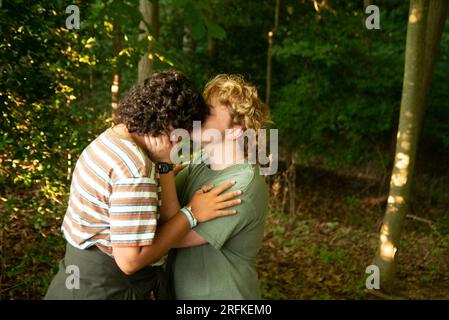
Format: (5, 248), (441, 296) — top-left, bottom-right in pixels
(114, 211), (190, 274)
(138, 211), (190, 262)
(158, 171), (181, 223)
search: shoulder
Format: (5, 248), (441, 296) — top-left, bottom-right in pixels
(230, 164), (256, 192)
(236, 165), (269, 220)
(225, 164), (268, 218)
(92, 130), (153, 181)
(228, 164), (269, 196)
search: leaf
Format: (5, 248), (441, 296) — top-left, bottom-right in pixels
(191, 21), (206, 40)
(183, 2), (199, 25)
(206, 21), (226, 40)
(172, 0), (188, 6)
(84, 37), (95, 49)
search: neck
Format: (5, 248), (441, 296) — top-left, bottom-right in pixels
(206, 139), (246, 171)
(113, 124), (147, 151)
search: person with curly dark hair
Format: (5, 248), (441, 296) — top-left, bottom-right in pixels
(113, 70), (209, 136)
(45, 70), (242, 300)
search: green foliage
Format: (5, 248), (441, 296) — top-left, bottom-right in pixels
(159, 0), (271, 86)
(0, 1), (111, 298)
(270, 1), (410, 165)
(1, 0), (449, 299)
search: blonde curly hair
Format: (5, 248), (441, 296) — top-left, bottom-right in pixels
(203, 74), (271, 131)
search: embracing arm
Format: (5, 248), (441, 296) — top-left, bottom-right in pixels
(158, 171), (181, 224)
(158, 170), (210, 247)
(112, 211), (190, 275)
(156, 170), (207, 247)
(112, 180), (241, 275)
(144, 134), (186, 224)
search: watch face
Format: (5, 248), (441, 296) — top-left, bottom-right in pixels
(157, 163), (172, 173)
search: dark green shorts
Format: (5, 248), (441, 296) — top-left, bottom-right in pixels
(44, 243), (170, 300)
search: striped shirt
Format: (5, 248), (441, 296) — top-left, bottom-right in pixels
(61, 127), (161, 256)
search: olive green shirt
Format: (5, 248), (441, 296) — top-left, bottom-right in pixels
(170, 153), (269, 299)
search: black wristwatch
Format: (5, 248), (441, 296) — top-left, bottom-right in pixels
(156, 162), (174, 174)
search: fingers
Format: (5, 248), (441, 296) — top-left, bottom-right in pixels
(194, 184), (214, 196)
(216, 199), (242, 210)
(216, 190), (242, 202)
(201, 184), (214, 193)
(210, 181), (237, 195)
(160, 133), (171, 146)
(146, 134), (172, 150)
(161, 133), (177, 148)
(215, 209), (238, 217)
(144, 135), (151, 147)
(144, 135), (155, 149)
(151, 136), (159, 149)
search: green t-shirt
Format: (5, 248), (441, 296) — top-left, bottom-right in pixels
(169, 153), (269, 299)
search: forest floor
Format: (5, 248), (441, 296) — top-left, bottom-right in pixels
(1, 162), (448, 299)
(258, 163), (449, 299)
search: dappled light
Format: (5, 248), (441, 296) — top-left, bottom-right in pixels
(387, 195), (405, 206)
(391, 171), (408, 187)
(1, 0), (448, 301)
(400, 140), (411, 152)
(409, 7), (422, 24)
(379, 225), (397, 262)
(391, 152), (411, 187)
(380, 241), (397, 262)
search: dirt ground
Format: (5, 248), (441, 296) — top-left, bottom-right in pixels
(1, 162), (448, 299)
(257, 165), (449, 299)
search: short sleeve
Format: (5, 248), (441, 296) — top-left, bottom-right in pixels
(109, 177), (159, 247)
(191, 164), (257, 250)
(193, 195), (256, 250)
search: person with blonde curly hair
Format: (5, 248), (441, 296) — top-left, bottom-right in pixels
(163, 74), (271, 299)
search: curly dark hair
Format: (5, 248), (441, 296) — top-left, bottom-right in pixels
(113, 70), (208, 136)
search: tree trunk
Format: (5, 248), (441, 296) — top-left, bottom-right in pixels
(111, 73), (120, 110)
(266, 33), (273, 106)
(288, 152), (296, 216)
(387, 0), (448, 166)
(363, 0), (373, 8)
(111, 21), (121, 110)
(265, 0), (280, 106)
(89, 65), (94, 90)
(207, 34), (216, 60)
(374, 0), (444, 291)
(207, 14), (217, 60)
(423, 0), (449, 99)
(138, 0), (160, 84)
(363, 0), (374, 26)
(183, 25), (193, 54)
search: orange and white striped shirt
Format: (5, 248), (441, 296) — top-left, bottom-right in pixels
(62, 127), (161, 256)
